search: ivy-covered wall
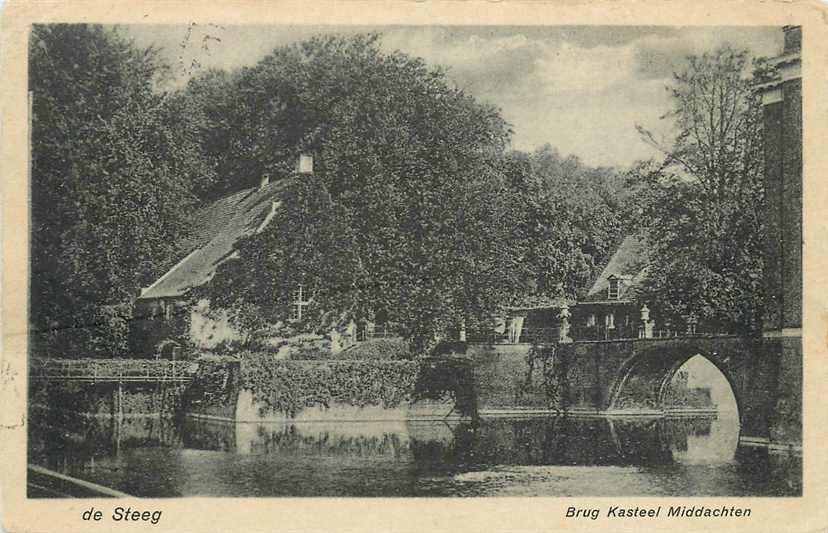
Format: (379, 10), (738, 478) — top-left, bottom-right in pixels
(182, 354), (476, 421)
(241, 357), (419, 416)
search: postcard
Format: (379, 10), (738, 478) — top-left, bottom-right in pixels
(1, 1), (826, 531)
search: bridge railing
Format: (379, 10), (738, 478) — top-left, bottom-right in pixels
(29, 358), (196, 382)
(520, 326), (561, 344)
(466, 324), (729, 345)
(572, 325), (726, 342)
(572, 325), (639, 341)
(465, 326), (561, 345)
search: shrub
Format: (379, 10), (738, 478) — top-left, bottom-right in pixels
(182, 355), (241, 417)
(239, 354), (419, 416)
(183, 351), (476, 418)
(325, 338), (412, 360)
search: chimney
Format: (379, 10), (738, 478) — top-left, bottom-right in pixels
(298, 153), (314, 175)
(259, 174), (270, 190)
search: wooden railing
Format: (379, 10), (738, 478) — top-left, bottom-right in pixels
(29, 358), (196, 383)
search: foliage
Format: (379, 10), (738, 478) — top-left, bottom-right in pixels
(189, 33), (623, 352)
(633, 46), (766, 334)
(294, 338), (411, 360)
(29, 24), (216, 357)
(239, 355), (420, 416)
(523, 344), (562, 410)
(197, 175), (362, 334)
(28, 27), (638, 356)
(502, 147), (626, 300)
(413, 356), (477, 415)
(184, 353), (474, 418)
(183, 357), (241, 415)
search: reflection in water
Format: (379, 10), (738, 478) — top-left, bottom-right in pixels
(28, 408), (800, 497)
(669, 415), (740, 465)
(665, 354), (739, 415)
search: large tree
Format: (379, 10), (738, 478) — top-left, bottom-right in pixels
(29, 24), (215, 356)
(511, 145), (626, 300)
(192, 35), (636, 352)
(634, 46), (766, 334)
(193, 34), (570, 352)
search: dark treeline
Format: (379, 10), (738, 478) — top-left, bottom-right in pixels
(28, 25), (765, 357)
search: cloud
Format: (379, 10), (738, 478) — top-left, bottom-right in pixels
(535, 42), (638, 94)
(381, 26), (780, 167)
(123, 24), (782, 168)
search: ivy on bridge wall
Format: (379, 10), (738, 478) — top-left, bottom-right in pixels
(185, 353), (476, 419)
(242, 356), (420, 417)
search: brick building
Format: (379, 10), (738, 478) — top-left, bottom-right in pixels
(758, 25), (802, 336)
(755, 25), (802, 445)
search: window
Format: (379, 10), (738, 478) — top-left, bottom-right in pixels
(605, 312), (615, 329)
(586, 314), (596, 327)
(608, 278), (621, 299)
(163, 300), (172, 321)
(291, 284), (311, 321)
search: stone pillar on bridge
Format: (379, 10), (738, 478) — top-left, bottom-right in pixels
(639, 304), (654, 339)
(558, 304), (573, 344)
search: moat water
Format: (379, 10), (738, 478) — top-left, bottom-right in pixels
(28, 411), (800, 497)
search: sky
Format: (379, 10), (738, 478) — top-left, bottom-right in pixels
(123, 24), (782, 169)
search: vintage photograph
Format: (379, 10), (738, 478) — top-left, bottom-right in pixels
(25, 22), (802, 498)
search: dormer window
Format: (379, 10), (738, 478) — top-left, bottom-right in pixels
(608, 277), (621, 299)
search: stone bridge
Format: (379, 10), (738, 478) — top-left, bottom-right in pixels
(469, 334), (801, 448)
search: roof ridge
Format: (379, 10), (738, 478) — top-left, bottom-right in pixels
(138, 179), (293, 300)
(582, 233), (631, 294)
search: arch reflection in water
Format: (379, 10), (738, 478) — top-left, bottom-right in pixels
(661, 354), (740, 465)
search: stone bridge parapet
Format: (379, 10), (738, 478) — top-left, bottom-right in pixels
(468, 334), (801, 447)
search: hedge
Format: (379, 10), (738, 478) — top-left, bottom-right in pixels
(241, 354), (419, 416)
(188, 353), (476, 418)
(315, 338), (411, 360)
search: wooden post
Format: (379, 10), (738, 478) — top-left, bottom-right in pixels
(28, 90), (32, 194)
(117, 380), (123, 421)
(115, 379), (123, 456)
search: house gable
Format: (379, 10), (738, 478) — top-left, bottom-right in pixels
(583, 235), (649, 303)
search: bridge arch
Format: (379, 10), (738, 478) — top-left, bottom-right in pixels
(606, 342), (743, 422)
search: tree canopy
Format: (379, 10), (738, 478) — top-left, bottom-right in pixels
(29, 24), (215, 356)
(29, 27), (644, 356)
(189, 34), (625, 352)
(633, 46), (766, 334)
